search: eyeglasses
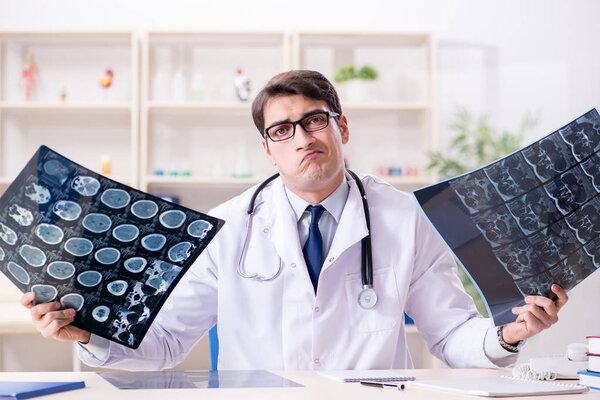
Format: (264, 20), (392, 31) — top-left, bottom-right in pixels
(264, 111), (340, 142)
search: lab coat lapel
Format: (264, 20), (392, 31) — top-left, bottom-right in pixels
(322, 176), (369, 273)
(264, 179), (305, 265)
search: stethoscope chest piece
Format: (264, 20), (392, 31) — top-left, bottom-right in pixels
(358, 286), (378, 309)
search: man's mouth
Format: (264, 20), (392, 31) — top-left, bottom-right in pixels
(301, 150), (322, 164)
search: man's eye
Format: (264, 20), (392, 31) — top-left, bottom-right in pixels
(307, 116), (326, 125)
(273, 125), (291, 136)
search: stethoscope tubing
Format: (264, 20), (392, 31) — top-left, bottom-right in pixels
(239, 169), (374, 293)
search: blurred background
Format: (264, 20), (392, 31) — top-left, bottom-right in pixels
(0, 0), (598, 372)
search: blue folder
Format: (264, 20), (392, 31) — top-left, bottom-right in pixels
(0, 381), (85, 399)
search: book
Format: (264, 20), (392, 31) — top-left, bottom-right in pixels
(587, 352), (600, 373)
(588, 336), (600, 354)
(0, 381), (85, 399)
(410, 376), (588, 397)
(317, 370), (415, 382)
(578, 370), (600, 390)
(413, 108), (600, 326)
(0, 146), (224, 349)
(529, 356), (588, 379)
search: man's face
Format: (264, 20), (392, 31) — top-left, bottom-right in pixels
(261, 94), (349, 197)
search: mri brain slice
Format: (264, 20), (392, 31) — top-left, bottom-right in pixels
(7, 261), (30, 285)
(159, 210), (186, 229)
(82, 213), (112, 233)
(47, 261), (76, 280)
(101, 189), (131, 209)
(19, 244), (46, 267)
(35, 224), (64, 245)
(52, 200), (82, 221)
(71, 176), (101, 196)
(60, 293), (85, 311)
(130, 200), (158, 219)
(31, 284), (58, 303)
(65, 238), (94, 257)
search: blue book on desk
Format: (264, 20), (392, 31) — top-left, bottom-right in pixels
(0, 381), (85, 399)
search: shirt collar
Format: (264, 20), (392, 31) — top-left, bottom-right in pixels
(285, 177), (349, 223)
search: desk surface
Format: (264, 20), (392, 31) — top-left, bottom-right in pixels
(0, 369), (597, 400)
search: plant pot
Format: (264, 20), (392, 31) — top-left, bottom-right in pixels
(341, 80), (373, 102)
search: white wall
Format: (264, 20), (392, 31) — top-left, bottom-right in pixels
(1, 0), (600, 365)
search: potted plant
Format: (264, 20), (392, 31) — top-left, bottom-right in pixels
(427, 108), (538, 316)
(334, 64), (378, 102)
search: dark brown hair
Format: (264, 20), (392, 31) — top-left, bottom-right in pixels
(251, 70), (342, 137)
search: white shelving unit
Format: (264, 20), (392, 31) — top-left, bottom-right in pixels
(140, 31), (290, 211)
(0, 31), (139, 194)
(0, 31), (139, 372)
(292, 31), (438, 191)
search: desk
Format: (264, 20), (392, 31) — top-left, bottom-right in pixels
(0, 369), (597, 400)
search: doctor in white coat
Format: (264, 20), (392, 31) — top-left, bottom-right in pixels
(22, 70), (568, 371)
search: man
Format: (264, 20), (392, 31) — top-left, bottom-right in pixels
(21, 70), (568, 370)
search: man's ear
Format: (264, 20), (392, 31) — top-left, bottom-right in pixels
(338, 115), (349, 144)
(262, 139), (276, 166)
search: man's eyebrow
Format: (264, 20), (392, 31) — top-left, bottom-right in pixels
(266, 109), (326, 128)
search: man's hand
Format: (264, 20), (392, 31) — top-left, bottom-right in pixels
(21, 292), (91, 344)
(502, 284), (568, 344)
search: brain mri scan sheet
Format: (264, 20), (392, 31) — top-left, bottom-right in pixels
(0, 146), (224, 348)
(413, 108), (600, 326)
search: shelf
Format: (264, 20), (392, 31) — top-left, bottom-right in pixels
(377, 175), (435, 188)
(147, 102), (251, 111)
(145, 175), (263, 187)
(144, 175), (434, 189)
(0, 176), (132, 187)
(343, 102), (430, 111)
(0, 103), (132, 111)
(146, 102), (429, 113)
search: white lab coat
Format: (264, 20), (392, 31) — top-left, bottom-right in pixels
(79, 174), (518, 370)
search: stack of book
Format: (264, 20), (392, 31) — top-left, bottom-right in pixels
(578, 336), (600, 390)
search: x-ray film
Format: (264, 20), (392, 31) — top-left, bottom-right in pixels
(414, 108), (600, 326)
(0, 146), (224, 348)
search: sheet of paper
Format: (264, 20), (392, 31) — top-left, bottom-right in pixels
(414, 108), (600, 326)
(0, 146), (223, 348)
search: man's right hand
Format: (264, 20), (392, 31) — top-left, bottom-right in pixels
(21, 292), (91, 344)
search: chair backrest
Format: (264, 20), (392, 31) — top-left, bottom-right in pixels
(208, 325), (219, 371)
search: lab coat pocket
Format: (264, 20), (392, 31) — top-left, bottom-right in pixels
(345, 267), (401, 333)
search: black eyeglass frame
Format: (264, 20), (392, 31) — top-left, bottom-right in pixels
(263, 110), (340, 142)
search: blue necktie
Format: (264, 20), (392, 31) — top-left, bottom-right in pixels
(303, 205), (326, 292)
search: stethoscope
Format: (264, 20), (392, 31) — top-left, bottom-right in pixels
(236, 169), (378, 309)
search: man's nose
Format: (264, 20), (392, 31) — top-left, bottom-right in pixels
(293, 124), (316, 146)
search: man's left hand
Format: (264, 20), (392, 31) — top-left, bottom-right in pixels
(502, 284), (568, 345)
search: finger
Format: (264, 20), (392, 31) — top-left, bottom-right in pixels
(521, 304), (556, 327)
(20, 292), (36, 308)
(525, 296), (558, 319)
(522, 312), (546, 336)
(30, 301), (61, 321)
(41, 309), (76, 326)
(40, 318), (74, 340)
(551, 284), (569, 310)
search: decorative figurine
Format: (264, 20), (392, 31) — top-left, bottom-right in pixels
(21, 53), (38, 101)
(234, 68), (251, 102)
(100, 69), (114, 89)
(100, 69), (114, 103)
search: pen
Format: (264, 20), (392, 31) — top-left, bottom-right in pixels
(359, 380), (406, 390)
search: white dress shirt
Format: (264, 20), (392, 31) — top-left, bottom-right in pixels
(285, 178), (349, 265)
